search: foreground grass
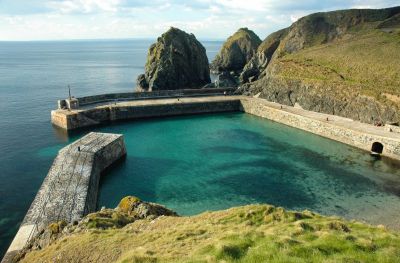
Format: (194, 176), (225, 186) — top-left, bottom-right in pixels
(274, 27), (400, 104)
(22, 204), (400, 262)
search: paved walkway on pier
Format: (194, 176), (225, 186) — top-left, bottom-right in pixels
(2, 132), (126, 263)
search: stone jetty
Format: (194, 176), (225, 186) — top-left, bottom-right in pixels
(2, 132), (126, 263)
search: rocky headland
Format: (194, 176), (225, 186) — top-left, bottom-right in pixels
(238, 6), (400, 125)
(136, 27), (211, 91)
(209, 28), (262, 88)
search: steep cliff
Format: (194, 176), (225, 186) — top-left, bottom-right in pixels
(136, 27), (211, 91)
(241, 6), (400, 124)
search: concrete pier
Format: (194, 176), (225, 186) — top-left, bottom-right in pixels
(2, 132), (126, 263)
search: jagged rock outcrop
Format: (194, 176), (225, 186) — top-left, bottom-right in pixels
(215, 71), (238, 88)
(240, 28), (288, 83)
(136, 27), (210, 91)
(240, 6), (400, 124)
(210, 28), (261, 74)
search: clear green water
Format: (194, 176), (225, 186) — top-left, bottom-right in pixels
(47, 112), (400, 229)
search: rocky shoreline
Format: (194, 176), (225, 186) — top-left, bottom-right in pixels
(135, 6), (400, 125)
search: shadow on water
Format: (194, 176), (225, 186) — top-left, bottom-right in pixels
(200, 127), (400, 213)
(98, 155), (180, 208)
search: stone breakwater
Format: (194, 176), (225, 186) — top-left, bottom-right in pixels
(52, 96), (242, 130)
(2, 132), (126, 263)
(51, 95), (400, 160)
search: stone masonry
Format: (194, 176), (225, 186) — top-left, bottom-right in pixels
(2, 132), (126, 263)
(51, 95), (400, 160)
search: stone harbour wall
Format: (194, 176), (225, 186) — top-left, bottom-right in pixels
(240, 98), (400, 160)
(2, 132), (126, 263)
(52, 97), (242, 130)
(51, 95), (400, 160)
(62, 88), (236, 107)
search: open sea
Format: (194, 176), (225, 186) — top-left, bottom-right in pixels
(1, 39), (400, 259)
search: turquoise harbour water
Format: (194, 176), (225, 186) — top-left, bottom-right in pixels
(1, 40), (400, 259)
(0, 39), (222, 257)
(87, 113), (400, 228)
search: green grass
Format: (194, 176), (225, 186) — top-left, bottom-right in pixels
(21, 204), (400, 262)
(273, 27), (400, 104)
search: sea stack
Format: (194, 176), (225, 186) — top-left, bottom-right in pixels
(136, 27), (211, 91)
(210, 28), (261, 74)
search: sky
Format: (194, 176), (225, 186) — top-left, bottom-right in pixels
(0, 0), (398, 41)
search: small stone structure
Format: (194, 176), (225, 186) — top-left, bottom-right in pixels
(2, 132), (126, 263)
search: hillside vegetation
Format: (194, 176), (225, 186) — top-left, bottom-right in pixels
(277, 28), (400, 101)
(241, 6), (400, 124)
(20, 201), (400, 263)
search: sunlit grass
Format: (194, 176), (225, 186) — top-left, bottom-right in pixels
(22, 204), (400, 262)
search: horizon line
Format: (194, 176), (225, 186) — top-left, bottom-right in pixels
(0, 37), (226, 43)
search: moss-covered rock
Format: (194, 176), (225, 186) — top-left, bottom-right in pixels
(116, 195), (177, 219)
(211, 28), (261, 73)
(136, 27), (210, 91)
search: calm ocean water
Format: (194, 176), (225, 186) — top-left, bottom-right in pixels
(0, 39), (222, 257)
(1, 40), (400, 259)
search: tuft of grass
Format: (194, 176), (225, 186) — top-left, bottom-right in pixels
(20, 204), (400, 263)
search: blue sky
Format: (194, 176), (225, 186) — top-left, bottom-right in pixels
(0, 0), (398, 41)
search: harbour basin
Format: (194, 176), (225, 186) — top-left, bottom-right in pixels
(53, 112), (400, 229)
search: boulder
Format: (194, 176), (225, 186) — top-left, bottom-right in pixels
(137, 27), (211, 91)
(215, 71), (238, 88)
(210, 28), (261, 73)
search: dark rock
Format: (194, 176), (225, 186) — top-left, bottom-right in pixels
(215, 71), (238, 88)
(245, 73), (400, 124)
(210, 28), (261, 73)
(137, 27), (210, 91)
(240, 28), (288, 83)
(136, 74), (148, 91)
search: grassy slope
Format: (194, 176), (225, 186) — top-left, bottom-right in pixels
(22, 204), (400, 263)
(273, 27), (400, 104)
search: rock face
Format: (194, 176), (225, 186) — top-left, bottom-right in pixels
(239, 6), (400, 124)
(211, 28), (261, 73)
(137, 27), (210, 91)
(240, 28), (288, 83)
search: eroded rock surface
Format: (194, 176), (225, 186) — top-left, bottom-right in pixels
(211, 28), (261, 74)
(136, 27), (210, 91)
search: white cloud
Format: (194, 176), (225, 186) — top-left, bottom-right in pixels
(0, 0), (398, 40)
(47, 0), (121, 14)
